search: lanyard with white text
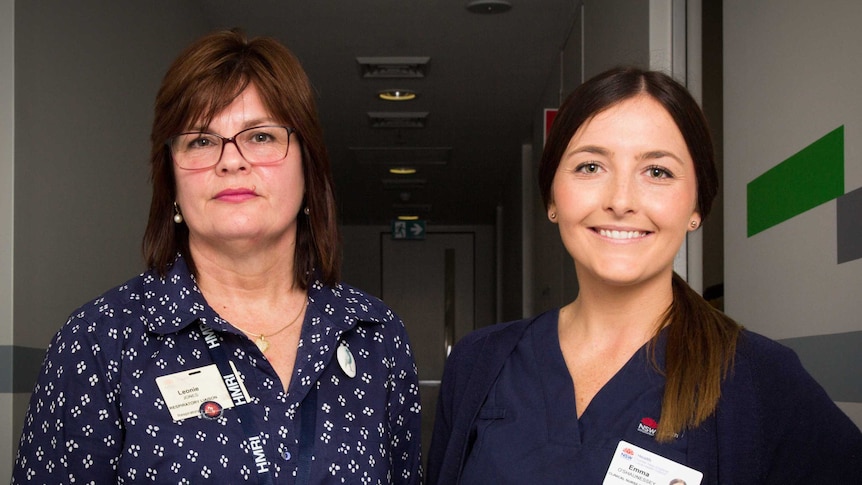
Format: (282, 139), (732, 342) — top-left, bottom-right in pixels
(200, 321), (275, 485)
(200, 320), (317, 485)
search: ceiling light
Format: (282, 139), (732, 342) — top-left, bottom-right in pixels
(356, 57), (430, 78)
(368, 112), (428, 129)
(350, 147), (452, 166)
(466, 0), (512, 14)
(389, 167), (417, 175)
(397, 215), (420, 221)
(394, 203), (431, 213)
(383, 178), (426, 190)
(378, 89), (417, 101)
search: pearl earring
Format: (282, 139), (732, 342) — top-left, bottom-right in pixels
(173, 202), (183, 224)
(550, 212), (557, 220)
(303, 207), (310, 215)
(690, 220), (698, 229)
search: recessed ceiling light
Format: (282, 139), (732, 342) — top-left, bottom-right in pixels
(367, 112), (428, 129)
(389, 167), (417, 175)
(350, 147), (452, 166)
(378, 89), (417, 101)
(466, 0), (512, 14)
(356, 57), (430, 78)
(382, 178), (426, 190)
(397, 215), (420, 221)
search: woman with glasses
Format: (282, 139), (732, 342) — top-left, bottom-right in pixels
(427, 67), (861, 484)
(13, 29), (422, 484)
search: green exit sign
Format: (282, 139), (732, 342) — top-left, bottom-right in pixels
(391, 220), (426, 240)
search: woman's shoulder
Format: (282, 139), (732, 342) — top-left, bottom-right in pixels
(718, 331), (862, 480)
(732, 329), (806, 377)
(724, 329), (858, 434)
(446, 309), (556, 368)
(66, 268), (159, 321)
(455, 318), (530, 350)
(311, 279), (404, 327)
(327, 280), (387, 306)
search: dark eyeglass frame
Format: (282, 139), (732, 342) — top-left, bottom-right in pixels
(167, 125), (297, 170)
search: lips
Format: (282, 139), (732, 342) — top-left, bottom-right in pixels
(214, 187), (257, 201)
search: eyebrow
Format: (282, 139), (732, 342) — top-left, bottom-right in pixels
(638, 150), (685, 165)
(568, 145), (610, 157)
(188, 118), (279, 134)
(567, 145), (685, 165)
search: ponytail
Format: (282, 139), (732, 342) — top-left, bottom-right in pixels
(650, 272), (743, 442)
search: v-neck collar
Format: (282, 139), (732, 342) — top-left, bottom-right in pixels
(534, 309), (667, 447)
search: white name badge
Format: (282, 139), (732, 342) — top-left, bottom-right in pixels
(156, 363), (249, 421)
(603, 440), (703, 485)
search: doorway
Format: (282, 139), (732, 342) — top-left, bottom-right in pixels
(381, 232), (476, 465)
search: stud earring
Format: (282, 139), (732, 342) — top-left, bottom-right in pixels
(690, 220), (698, 229)
(173, 202), (184, 224)
(550, 212), (557, 220)
(303, 207), (310, 215)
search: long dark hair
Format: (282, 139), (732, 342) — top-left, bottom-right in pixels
(539, 66), (742, 442)
(143, 29), (341, 288)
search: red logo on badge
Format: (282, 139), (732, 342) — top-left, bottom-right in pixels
(200, 401), (223, 419)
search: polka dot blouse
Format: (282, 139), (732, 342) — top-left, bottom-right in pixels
(12, 255), (423, 484)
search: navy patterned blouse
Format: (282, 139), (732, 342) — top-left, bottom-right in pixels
(12, 255), (422, 484)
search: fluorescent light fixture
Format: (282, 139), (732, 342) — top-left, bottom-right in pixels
(367, 112), (428, 129)
(350, 147), (451, 166)
(356, 57), (430, 78)
(397, 215), (420, 221)
(389, 167), (417, 175)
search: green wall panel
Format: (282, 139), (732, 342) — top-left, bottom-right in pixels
(747, 126), (844, 236)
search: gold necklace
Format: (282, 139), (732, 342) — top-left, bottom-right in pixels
(231, 300), (307, 353)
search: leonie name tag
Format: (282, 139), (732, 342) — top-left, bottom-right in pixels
(603, 440), (703, 485)
(156, 364), (244, 421)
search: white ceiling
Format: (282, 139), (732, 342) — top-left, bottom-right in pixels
(202, 0), (579, 225)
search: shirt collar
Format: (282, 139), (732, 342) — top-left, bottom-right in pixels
(142, 255), (383, 336)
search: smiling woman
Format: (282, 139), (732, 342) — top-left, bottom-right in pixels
(12, 29), (422, 484)
(426, 66), (862, 484)
(549, 94), (699, 290)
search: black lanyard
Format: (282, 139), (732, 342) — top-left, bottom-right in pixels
(200, 320), (317, 485)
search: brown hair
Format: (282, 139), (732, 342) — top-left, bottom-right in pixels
(143, 29), (341, 288)
(539, 66), (742, 442)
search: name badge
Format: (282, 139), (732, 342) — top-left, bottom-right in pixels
(603, 440), (703, 485)
(156, 363), (250, 421)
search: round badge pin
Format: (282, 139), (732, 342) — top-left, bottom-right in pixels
(199, 400), (224, 419)
(337, 343), (357, 378)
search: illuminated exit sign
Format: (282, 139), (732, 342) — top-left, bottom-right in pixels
(391, 220), (426, 240)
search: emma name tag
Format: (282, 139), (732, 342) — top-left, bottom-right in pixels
(156, 363), (249, 421)
(603, 441), (703, 485)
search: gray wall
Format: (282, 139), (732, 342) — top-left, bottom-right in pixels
(1, 0), (16, 474)
(724, 0), (862, 426)
(6, 1), (210, 474)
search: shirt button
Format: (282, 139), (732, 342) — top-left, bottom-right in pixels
(282, 450), (292, 461)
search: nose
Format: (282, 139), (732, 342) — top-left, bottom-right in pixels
(216, 139), (250, 173)
(604, 172), (636, 216)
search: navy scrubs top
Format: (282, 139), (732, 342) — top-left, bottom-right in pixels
(460, 310), (693, 484)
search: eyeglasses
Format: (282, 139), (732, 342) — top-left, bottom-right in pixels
(168, 125), (296, 170)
